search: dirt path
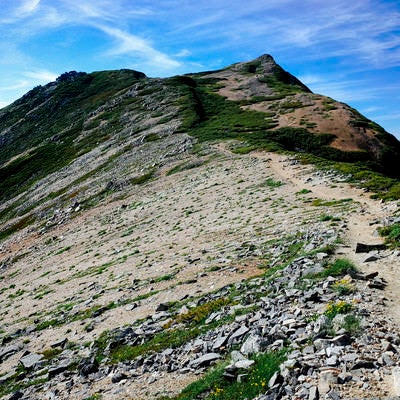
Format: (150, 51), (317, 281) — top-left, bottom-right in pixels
(262, 151), (400, 326)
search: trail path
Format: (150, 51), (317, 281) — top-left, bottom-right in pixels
(265, 151), (400, 325)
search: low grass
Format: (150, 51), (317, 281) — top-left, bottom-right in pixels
(379, 223), (400, 248)
(312, 198), (353, 207)
(307, 258), (356, 280)
(162, 350), (286, 400)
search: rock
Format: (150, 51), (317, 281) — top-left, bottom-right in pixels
(240, 334), (262, 356)
(309, 386), (319, 400)
(392, 366), (400, 396)
(355, 243), (386, 253)
(50, 338), (68, 348)
(230, 350), (246, 362)
(8, 391), (23, 400)
(330, 334), (352, 346)
(228, 325), (249, 342)
(212, 336), (227, 351)
(156, 303), (170, 312)
(78, 357), (99, 377)
(326, 355), (338, 366)
(189, 353), (220, 369)
(0, 344), (22, 361)
(314, 315), (331, 334)
(350, 359), (375, 370)
(319, 368), (340, 394)
(364, 255), (379, 262)
(111, 371), (128, 383)
(19, 352), (44, 369)
(48, 359), (74, 379)
(269, 371), (284, 388)
(0, 371), (15, 384)
(234, 359), (255, 369)
(367, 278), (387, 290)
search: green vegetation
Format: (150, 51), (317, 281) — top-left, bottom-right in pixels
(299, 153), (400, 201)
(163, 351), (286, 400)
(341, 314), (362, 336)
(312, 198), (353, 207)
(263, 178), (283, 188)
(379, 223), (400, 248)
(331, 278), (354, 295)
(324, 300), (353, 319)
(307, 258), (356, 280)
(0, 70), (146, 204)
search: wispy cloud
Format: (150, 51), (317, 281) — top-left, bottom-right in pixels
(17, 0), (41, 15)
(98, 25), (181, 70)
(24, 69), (58, 82)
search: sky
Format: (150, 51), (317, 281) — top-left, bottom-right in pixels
(0, 0), (399, 139)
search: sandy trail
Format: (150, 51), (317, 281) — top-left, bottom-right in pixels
(263, 151), (400, 325)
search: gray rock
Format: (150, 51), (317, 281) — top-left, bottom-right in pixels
(0, 344), (22, 361)
(364, 255), (379, 262)
(240, 334), (262, 356)
(268, 371), (284, 388)
(19, 352), (44, 369)
(392, 366), (400, 396)
(309, 385), (319, 400)
(319, 368), (340, 394)
(50, 338), (68, 348)
(229, 325), (249, 342)
(314, 315), (331, 334)
(48, 359), (74, 379)
(234, 359), (255, 369)
(189, 353), (220, 368)
(111, 371), (128, 383)
(230, 350), (246, 362)
(212, 336), (227, 351)
(326, 355), (338, 366)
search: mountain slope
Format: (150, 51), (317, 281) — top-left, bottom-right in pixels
(0, 55), (400, 399)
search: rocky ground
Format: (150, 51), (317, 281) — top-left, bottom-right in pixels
(0, 143), (399, 399)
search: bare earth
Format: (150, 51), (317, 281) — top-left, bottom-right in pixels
(0, 144), (399, 399)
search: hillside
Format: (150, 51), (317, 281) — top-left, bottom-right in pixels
(0, 55), (400, 399)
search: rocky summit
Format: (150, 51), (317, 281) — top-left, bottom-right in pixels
(0, 55), (400, 399)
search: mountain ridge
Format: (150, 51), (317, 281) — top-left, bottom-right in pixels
(0, 55), (400, 399)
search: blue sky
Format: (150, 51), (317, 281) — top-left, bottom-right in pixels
(1, 0), (399, 139)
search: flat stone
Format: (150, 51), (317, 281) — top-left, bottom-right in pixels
(268, 371), (284, 388)
(350, 359), (375, 370)
(189, 353), (220, 368)
(235, 359), (255, 369)
(50, 338), (68, 348)
(342, 353), (358, 362)
(48, 359), (74, 379)
(326, 355), (338, 366)
(229, 325), (249, 342)
(319, 368), (340, 395)
(19, 352), (44, 369)
(364, 255), (379, 262)
(230, 350), (246, 362)
(111, 372), (128, 383)
(212, 336), (227, 351)
(0, 344), (22, 361)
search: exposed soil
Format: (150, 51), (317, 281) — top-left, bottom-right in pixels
(0, 143), (398, 399)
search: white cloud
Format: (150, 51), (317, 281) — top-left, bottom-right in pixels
(17, 0), (41, 15)
(99, 25), (181, 70)
(175, 49), (191, 58)
(24, 70), (58, 83)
